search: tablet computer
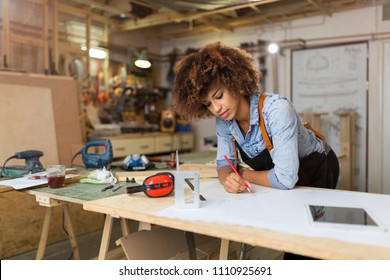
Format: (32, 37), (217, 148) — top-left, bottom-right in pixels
(306, 205), (387, 232)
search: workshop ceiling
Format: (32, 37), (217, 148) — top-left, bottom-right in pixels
(60, 0), (385, 39)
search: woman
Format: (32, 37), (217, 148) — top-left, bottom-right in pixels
(173, 42), (339, 194)
(173, 42), (340, 260)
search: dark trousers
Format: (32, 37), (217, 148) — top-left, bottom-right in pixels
(284, 149), (339, 260)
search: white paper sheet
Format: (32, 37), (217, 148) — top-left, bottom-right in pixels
(0, 173), (73, 190)
(157, 181), (390, 249)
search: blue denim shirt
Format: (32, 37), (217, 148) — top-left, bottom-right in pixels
(216, 92), (325, 190)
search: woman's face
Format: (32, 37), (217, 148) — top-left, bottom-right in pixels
(202, 84), (241, 121)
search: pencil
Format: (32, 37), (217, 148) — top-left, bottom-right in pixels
(223, 155), (251, 193)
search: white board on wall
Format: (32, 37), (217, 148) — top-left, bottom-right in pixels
(291, 43), (368, 192)
(0, 84), (59, 167)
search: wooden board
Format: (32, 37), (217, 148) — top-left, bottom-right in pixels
(116, 164), (218, 182)
(0, 72), (84, 166)
(0, 84), (59, 167)
(0, 190), (104, 259)
(0, 72), (87, 259)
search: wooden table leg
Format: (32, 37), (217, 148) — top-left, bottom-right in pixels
(119, 218), (129, 236)
(62, 204), (80, 260)
(36, 207), (52, 260)
(138, 222), (151, 231)
(219, 239), (230, 260)
(185, 231), (197, 260)
(239, 243), (247, 260)
(98, 214), (114, 260)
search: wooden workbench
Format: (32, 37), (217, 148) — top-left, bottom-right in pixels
(83, 182), (390, 260)
(0, 151), (217, 259)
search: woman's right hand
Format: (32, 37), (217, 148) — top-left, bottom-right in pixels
(222, 172), (252, 193)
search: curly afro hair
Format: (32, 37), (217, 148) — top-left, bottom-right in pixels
(173, 42), (261, 122)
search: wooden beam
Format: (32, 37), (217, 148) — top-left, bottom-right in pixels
(86, 14), (91, 81)
(53, 0), (59, 73)
(58, 42), (84, 55)
(118, 0), (280, 31)
(28, 0), (45, 4)
(338, 112), (356, 191)
(128, 0), (160, 9)
(2, 0), (10, 67)
(58, 3), (112, 24)
(306, 0), (321, 9)
(141, 0), (384, 39)
(43, 0), (49, 71)
(64, 0), (126, 15)
(152, 1), (233, 32)
(10, 34), (45, 48)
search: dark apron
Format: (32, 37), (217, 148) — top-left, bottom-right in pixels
(237, 145), (339, 189)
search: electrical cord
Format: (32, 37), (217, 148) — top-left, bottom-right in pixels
(70, 150), (82, 168)
(61, 208), (74, 260)
(0, 155), (17, 178)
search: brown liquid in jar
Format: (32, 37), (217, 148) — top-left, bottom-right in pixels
(48, 175), (65, 188)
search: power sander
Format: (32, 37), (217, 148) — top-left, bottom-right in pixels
(1, 150), (44, 177)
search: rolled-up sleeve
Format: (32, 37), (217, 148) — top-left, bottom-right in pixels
(265, 98), (299, 189)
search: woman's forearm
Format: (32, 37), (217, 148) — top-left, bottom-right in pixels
(240, 169), (272, 188)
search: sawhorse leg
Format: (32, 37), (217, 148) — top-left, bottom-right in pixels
(98, 216), (130, 260)
(98, 214), (114, 260)
(119, 218), (129, 236)
(36, 207), (52, 260)
(36, 203), (80, 260)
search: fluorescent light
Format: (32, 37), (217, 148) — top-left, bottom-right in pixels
(89, 48), (107, 59)
(267, 43), (279, 54)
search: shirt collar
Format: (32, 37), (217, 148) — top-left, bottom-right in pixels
(224, 93), (261, 129)
(249, 93), (261, 126)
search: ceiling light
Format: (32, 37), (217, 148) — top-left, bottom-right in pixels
(128, 47), (152, 69)
(88, 47), (107, 59)
(267, 43), (279, 54)
(135, 51), (151, 69)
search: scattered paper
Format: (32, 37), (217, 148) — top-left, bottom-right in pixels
(0, 174), (74, 190)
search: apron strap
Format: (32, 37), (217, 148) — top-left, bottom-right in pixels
(231, 136), (238, 170)
(302, 122), (326, 141)
(258, 93), (326, 152)
(258, 93), (273, 152)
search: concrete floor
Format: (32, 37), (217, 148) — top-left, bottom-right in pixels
(5, 218), (284, 260)
(6, 219), (124, 260)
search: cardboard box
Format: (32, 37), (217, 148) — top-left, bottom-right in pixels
(116, 226), (224, 260)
